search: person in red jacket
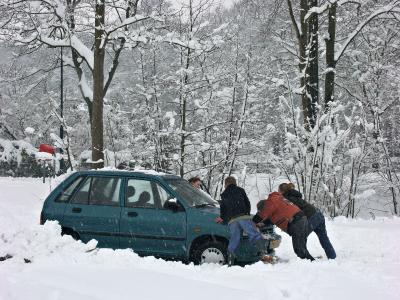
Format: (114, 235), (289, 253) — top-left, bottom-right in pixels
(253, 192), (315, 261)
(279, 183), (336, 259)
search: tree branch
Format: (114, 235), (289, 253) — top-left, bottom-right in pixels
(287, 0), (301, 42)
(335, 2), (400, 62)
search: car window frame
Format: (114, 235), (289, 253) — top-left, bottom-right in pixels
(54, 175), (84, 203)
(123, 176), (184, 211)
(124, 177), (157, 209)
(88, 176), (122, 207)
(69, 174), (124, 207)
(69, 175), (91, 205)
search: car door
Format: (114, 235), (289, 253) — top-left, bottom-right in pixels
(63, 175), (122, 248)
(119, 177), (187, 258)
(41, 175), (85, 224)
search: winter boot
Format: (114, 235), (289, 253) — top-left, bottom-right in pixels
(255, 238), (273, 262)
(227, 251), (235, 266)
(260, 255), (275, 264)
(255, 238), (269, 256)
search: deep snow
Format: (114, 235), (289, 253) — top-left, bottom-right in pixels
(0, 176), (399, 300)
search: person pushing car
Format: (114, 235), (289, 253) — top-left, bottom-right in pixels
(253, 192), (315, 261)
(215, 176), (269, 265)
(279, 183), (336, 259)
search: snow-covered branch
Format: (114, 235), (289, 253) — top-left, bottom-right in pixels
(106, 14), (151, 37)
(38, 35), (94, 70)
(335, 2), (400, 62)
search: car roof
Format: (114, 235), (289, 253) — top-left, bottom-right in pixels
(74, 169), (182, 180)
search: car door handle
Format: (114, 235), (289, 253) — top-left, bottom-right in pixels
(127, 211), (138, 217)
(72, 207), (82, 213)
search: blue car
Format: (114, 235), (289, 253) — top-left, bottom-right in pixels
(40, 170), (281, 265)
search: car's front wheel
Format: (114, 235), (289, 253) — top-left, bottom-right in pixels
(192, 240), (228, 265)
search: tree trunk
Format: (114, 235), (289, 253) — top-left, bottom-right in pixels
(307, 0), (319, 127)
(179, 0), (194, 177)
(179, 43), (191, 177)
(299, 0), (311, 130)
(67, 2), (93, 123)
(287, 0), (318, 130)
(91, 0), (105, 169)
(179, 87), (187, 177)
(324, 2), (337, 107)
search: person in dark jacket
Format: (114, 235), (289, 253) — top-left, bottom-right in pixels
(215, 176), (268, 265)
(279, 183), (336, 259)
(253, 192), (315, 261)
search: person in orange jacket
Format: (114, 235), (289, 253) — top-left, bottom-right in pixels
(279, 183), (336, 259)
(253, 192), (315, 261)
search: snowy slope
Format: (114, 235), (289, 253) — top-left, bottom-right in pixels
(0, 177), (399, 300)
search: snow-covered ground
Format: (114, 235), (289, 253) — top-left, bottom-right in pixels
(1, 176), (399, 300)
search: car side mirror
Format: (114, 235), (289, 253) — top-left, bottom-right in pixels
(164, 198), (181, 212)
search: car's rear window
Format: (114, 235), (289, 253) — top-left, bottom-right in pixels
(55, 176), (84, 203)
(70, 176), (121, 206)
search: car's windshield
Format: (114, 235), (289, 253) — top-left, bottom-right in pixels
(165, 178), (218, 207)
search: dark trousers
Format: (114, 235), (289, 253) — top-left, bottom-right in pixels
(287, 214), (315, 261)
(308, 210), (336, 259)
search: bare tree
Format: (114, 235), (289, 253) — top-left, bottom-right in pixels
(0, 0), (158, 167)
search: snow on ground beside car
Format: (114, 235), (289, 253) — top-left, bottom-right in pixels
(0, 176), (399, 300)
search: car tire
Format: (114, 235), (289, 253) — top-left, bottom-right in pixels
(192, 240), (228, 265)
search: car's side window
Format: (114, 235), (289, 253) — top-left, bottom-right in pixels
(125, 179), (156, 208)
(89, 177), (121, 206)
(55, 176), (83, 203)
(70, 177), (121, 206)
(71, 177), (91, 204)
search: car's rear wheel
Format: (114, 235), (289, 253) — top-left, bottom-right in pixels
(192, 240), (227, 265)
(61, 228), (80, 240)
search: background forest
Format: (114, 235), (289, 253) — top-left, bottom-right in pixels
(0, 0), (399, 217)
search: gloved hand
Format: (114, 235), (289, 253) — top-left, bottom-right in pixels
(252, 214), (263, 224)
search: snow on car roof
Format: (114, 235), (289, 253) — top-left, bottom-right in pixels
(77, 167), (177, 177)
